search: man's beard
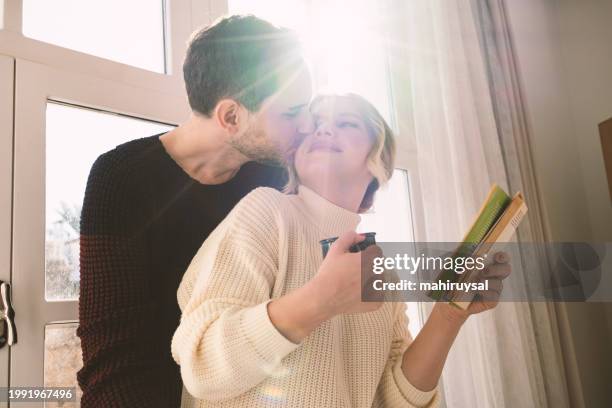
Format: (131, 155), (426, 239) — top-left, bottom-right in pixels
(228, 128), (287, 167)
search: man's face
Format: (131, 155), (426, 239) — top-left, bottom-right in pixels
(230, 65), (313, 166)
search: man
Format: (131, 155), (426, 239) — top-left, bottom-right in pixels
(77, 15), (312, 407)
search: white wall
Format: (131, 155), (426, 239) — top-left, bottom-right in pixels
(554, 5), (612, 398)
(504, 0), (612, 407)
(556, 0), (612, 242)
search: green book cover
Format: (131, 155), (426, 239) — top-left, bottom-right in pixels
(428, 184), (512, 301)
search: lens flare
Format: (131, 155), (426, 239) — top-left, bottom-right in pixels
(257, 384), (287, 404)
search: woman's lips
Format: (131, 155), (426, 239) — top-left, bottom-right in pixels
(308, 141), (342, 153)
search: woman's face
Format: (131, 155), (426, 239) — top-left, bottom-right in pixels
(295, 97), (375, 188)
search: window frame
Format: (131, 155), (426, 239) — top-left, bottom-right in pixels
(0, 0), (214, 400)
(10, 58), (188, 394)
(0, 0), (197, 94)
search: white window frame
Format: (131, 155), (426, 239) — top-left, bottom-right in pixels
(11, 59), (189, 393)
(0, 0), (202, 93)
(1, 0), (226, 404)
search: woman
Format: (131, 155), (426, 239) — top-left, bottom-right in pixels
(171, 94), (511, 407)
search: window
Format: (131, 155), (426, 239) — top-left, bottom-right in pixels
(22, 0), (167, 72)
(229, 0), (393, 122)
(45, 102), (173, 301)
(44, 323), (82, 408)
(4, 0), (187, 402)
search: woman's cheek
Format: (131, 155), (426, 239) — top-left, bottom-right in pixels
(294, 148), (307, 175)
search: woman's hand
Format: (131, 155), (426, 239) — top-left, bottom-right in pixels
(268, 230), (382, 343)
(434, 251), (512, 322)
(400, 251), (512, 391)
(308, 230), (384, 317)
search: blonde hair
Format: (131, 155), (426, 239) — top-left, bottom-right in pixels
(284, 93), (396, 213)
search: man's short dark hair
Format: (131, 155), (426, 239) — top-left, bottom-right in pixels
(184, 15), (304, 117)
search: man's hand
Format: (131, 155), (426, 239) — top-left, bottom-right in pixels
(435, 251), (512, 322)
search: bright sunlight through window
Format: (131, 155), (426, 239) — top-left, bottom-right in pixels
(22, 0), (166, 72)
(229, 0), (392, 122)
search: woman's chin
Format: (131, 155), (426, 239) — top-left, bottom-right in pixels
(298, 161), (336, 177)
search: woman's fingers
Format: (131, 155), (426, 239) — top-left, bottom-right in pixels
(482, 278), (503, 295)
(483, 255), (512, 279)
(466, 253), (510, 314)
(465, 277), (503, 314)
(328, 230), (365, 256)
(494, 251), (509, 264)
(473, 294), (499, 311)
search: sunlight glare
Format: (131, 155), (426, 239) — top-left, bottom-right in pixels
(229, 0), (391, 121)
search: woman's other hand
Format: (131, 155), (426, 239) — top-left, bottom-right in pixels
(434, 251), (512, 322)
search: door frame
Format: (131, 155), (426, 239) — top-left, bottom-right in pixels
(10, 59), (188, 396)
(0, 54), (14, 408)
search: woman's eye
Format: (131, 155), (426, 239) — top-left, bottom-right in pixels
(338, 121), (358, 128)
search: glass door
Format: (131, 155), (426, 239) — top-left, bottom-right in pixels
(11, 59), (185, 407)
(0, 1), (214, 405)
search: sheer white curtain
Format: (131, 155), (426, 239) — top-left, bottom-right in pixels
(396, 0), (574, 406)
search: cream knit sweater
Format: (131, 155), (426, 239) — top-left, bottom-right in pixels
(171, 185), (440, 407)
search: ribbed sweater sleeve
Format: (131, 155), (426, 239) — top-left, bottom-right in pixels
(171, 188), (300, 402)
(377, 302), (441, 407)
(77, 153), (180, 407)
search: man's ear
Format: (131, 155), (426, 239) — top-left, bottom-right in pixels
(213, 99), (245, 135)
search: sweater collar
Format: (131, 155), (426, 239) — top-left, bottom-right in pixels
(296, 185), (361, 239)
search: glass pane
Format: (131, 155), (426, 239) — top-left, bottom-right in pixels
(23, 0), (166, 73)
(44, 323), (82, 407)
(45, 102), (173, 301)
(229, 0), (392, 122)
(357, 169), (421, 335)
(358, 169), (414, 242)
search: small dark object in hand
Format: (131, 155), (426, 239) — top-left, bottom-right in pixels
(320, 232), (377, 259)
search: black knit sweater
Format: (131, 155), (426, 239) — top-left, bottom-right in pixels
(76, 135), (287, 407)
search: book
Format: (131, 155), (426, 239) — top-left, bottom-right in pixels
(428, 184), (528, 309)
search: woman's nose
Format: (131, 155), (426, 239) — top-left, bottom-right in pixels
(315, 122), (333, 137)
